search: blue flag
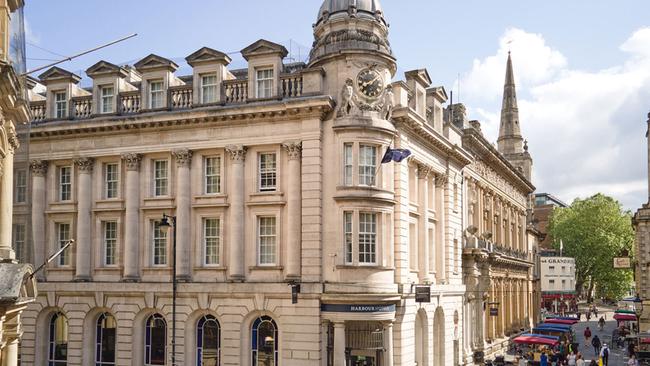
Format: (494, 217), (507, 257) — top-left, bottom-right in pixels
(381, 148), (412, 164)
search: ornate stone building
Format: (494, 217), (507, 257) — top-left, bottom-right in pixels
(460, 53), (537, 363)
(17, 1), (537, 365)
(634, 112), (650, 332)
(0, 0), (37, 365)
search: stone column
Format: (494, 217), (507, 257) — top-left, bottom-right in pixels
(30, 160), (48, 279)
(283, 141), (302, 280)
(2, 339), (18, 366)
(417, 165), (431, 283)
(172, 149), (192, 281)
(384, 322), (394, 366)
(0, 149), (13, 259)
(499, 280), (506, 338)
(121, 153), (142, 281)
(333, 321), (346, 366)
(226, 145), (246, 281)
(321, 321), (329, 366)
(74, 157), (94, 281)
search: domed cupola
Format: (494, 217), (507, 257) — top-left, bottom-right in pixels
(309, 0), (394, 70)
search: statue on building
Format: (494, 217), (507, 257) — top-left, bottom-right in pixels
(337, 78), (356, 117)
(381, 84), (394, 121)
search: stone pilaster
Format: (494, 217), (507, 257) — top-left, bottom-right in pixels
(172, 149), (193, 281)
(282, 141), (301, 280)
(384, 322), (394, 366)
(417, 164), (431, 283)
(0, 147), (14, 260)
(74, 157), (94, 281)
(225, 145), (247, 281)
(30, 160), (47, 279)
(121, 153), (142, 281)
(333, 321), (346, 366)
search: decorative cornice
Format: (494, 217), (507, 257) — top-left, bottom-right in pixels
(74, 157), (95, 173)
(7, 127), (19, 151)
(282, 141), (302, 160)
(30, 160), (48, 176)
(172, 149), (193, 167)
(121, 153), (143, 171)
(225, 145), (247, 162)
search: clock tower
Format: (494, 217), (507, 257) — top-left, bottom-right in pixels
(310, 0), (396, 119)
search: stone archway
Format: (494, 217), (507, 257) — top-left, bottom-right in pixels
(415, 309), (428, 366)
(433, 307), (445, 366)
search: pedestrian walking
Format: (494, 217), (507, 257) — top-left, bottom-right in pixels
(594, 306), (598, 317)
(628, 354), (639, 366)
(598, 316), (605, 331)
(576, 354), (585, 366)
(591, 335), (601, 356)
(629, 342), (636, 358)
(541, 352), (549, 366)
(599, 343), (609, 366)
(567, 351), (577, 366)
(584, 327), (592, 345)
(587, 312), (592, 322)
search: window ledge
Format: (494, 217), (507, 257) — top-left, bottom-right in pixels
(194, 266), (228, 271)
(250, 191), (284, 197)
(335, 265), (394, 270)
(249, 266), (283, 271)
(96, 198), (124, 204)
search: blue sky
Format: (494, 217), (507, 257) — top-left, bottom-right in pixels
(24, 0), (650, 210)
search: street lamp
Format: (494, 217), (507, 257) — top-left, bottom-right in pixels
(159, 214), (177, 366)
(634, 294), (644, 348)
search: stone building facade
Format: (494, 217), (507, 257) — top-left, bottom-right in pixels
(460, 54), (537, 363)
(17, 1), (536, 365)
(634, 112), (650, 332)
(0, 1), (37, 366)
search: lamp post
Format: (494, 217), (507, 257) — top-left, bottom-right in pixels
(159, 214), (177, 366)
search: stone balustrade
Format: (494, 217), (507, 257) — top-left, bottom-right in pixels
(120, 91), (141, 114)
(223, 79), (248, 104)
(30, 101), (45, 121)
(73, 96), (93, 119)
(29, 69), (320, 121)
(170, 86), (193, 109)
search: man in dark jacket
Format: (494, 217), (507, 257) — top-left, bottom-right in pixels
(592, 335), (602, 356)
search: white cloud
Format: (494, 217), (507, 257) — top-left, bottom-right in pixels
(462, 27), (650, 211)
(24, 18), (40, 45)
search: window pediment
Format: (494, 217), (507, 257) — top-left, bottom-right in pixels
(38, 66), (81, 85)
(241, 39), (288, 61)
(186, 47), (232, 67)
(134, 54), (179, 72)
(86, 60), (128, 78)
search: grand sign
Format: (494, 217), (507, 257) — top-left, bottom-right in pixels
(321, 304), (396, 313)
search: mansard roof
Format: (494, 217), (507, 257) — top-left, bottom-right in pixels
(85, 60), (129, 79)
(185, 47), (232, 67)
(405, 69), (432, 87)
(241, 39), (288, 61)
(134, 54), (179, 72)
(38, 66), (81, 84)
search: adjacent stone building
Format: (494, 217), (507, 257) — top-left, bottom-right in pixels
(634, 112), (650, 332)
(17, 1), (537, 365)
(0, 0), (37, 365)
(460, 53), (537, 363)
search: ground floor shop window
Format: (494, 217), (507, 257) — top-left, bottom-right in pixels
(251, 315), (278, 366)
(48, 312), (68, 366)
(145, 313), (167, 365)
(197, 315), (220, 366)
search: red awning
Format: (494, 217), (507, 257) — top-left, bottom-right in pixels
(541, 293), (576, 299)
(613, 313), (637, 321)
(513, 335), (560, 347)
(544, 318), (578, 325)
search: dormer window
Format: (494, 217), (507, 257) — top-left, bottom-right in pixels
(256, 69), (273, 98)
(149, 80), (164, 109)
(100, 86), (114, 113)
(201, 74), (218, 104)
(54, 91), (67, 118)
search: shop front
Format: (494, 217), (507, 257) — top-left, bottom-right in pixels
(321, 304), (396, 366)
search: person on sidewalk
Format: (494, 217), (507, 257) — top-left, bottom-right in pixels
(584, 327), (592, 345)
(598, 317), (605, 331)
(576, 354), (585, 366)
(628, 354), (639, 366)
(599, 343), (609, 366)
(591, 335), (601, 356)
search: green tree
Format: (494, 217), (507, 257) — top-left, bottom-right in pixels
(548, 193), (634, 300)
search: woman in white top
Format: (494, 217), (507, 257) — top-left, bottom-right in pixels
(568, 352), (577, 366)
(576, 354), (585, 366)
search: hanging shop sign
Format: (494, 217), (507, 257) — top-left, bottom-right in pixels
(321, 304), (396, 313)
(415, 286), (431, 303)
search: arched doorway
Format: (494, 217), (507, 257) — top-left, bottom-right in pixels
(433, 307), (445, 366)
(415, 310), (428, 366)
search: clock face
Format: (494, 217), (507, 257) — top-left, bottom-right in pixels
(356, 69), (384, 99)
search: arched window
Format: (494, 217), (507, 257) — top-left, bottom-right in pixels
(197, 315), (220, 366)
(145, 313), (166, 366)
(48, 312), (68, 366)
(251, 316), (278, 366)
(96, 313), (117, 366)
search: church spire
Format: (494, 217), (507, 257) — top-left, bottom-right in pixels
(497, 52), (533, 181)
(497, 52), (523, 155)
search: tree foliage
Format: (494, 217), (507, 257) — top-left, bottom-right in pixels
(548, 193), (634, 300)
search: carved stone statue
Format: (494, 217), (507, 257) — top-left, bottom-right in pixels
(337, 78), (356, 117)
(381, 84), (394, 121)
(465, 225), (479, 249)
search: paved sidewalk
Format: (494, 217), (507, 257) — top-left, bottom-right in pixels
(571, 303), (630, 365)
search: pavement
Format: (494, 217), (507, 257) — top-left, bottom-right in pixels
(570, 303), (630, 366)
